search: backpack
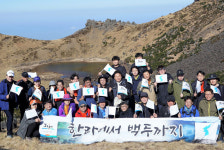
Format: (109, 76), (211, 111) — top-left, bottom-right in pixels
(181, 107), (196, 117)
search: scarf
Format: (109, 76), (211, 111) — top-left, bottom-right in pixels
(184, 106), (192, 114)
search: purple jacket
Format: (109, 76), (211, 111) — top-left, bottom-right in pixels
(58, 102), (76, 117)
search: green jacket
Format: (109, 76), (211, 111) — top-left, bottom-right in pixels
(198, 97), (218, 117)
(168, 79), (193, 109)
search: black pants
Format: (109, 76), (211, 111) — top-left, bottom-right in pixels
(3, 109), (14, 136)
(26, 122), (40, 138)
(55, 101), (62, 112)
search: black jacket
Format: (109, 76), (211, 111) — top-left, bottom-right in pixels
(16, 79), (33, 105)
(158, 105), (178, 118)
(116, 108), (133, 118)
(136, 103), (153, 118)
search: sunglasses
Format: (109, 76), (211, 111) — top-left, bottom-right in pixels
(80, 105), (87, 108)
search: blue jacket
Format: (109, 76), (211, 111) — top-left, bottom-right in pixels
(77, 86), (97, 108)
(180, 105), (199, 118)
(0, 79), (17, 110)
(42, 108), (57, 116)
(93, 106), (106, 118)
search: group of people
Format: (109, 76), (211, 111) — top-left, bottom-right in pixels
(0, 53), (224, 140)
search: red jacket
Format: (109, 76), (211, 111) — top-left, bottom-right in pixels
(75, 108), (92, 118)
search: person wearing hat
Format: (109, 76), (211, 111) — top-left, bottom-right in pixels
(93, 97), (107, 118)
(42, 100), (57, 116)
(179, 96), (199, 118)
(0, 70), (18, 137)
(16, 72), (34, 122)
(191, 71), (210, 109)
(158, 95), (181, 118)
(96, 74), (113, 106)
(17, 99), (41, 139)
(46, 80), (56, 102)
(207, 74), (224, 101)
(75, 100), (91, 118)
(27, 76), (47, 104)
(116, 101), (134, 118)
(134, 92), (157, 118)
(153, 65), (173, 113)
(168, 69), (193, 109)
(58, 94), (76, 117)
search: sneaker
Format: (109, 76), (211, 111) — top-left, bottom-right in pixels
(6, 135), (13, 138)
(26, 137), (32, 140)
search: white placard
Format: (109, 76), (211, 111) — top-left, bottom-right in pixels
(83, 88), (94, 96)
(156, 74), (168, 83)
(98, 88), (108, 97)
(114, 97), (122, 107)
(210, 85), (221, 96)
(50, 87), (54, 94)
(135, 59), (147, 67)
(10, 84), (23, 95)
(216, 101), (224, 111)
(196, 80), (201, 93)
(53, 91), (64, 99)
(25, 109), (38, 119)
(195, 123), (218, 141)
(33, 88), (42, 100)
(104, 64), (116, 76)
(182, 81), (191, 92)
(170, 104), (179, 116)
(91, 104), (97, 113)
(146, 99), (155, 109)
(69, 82), (80, 91)
(125, 74), (132, 84)
(117, 86), (128, 95)
(108, 106), (116, 116)
(141, 78), (149, 88)
(28, 72), (37, 78)
(135, 103), (143, 112)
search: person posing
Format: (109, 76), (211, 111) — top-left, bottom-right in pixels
(137, 70), (157, 105)
(159, 95), (181, 118)
(67, 73), (83, 105)
(207, 74), (224, 101)
(93, 97), (107, 118)
(168, 69), (193, 109)
(191, 71), (209, 109)
(0, 70), (18, 138)
(130, 66), (142, 103)
(109, 71), (131, 107)
(179, 96), (199, 118)
(134, 92), (157, 118)
(75, 100), (92, 118)
(42, 100), (57, 116)
(16, 72), (34, 122)
(129, 53), (152, 76)
(46, 80), (56, 103)
(154, 65), (173, 112)
(58, 94), (76, 117)
(116, 101), (133, 118)
(28, 76), (47, 103)
(54, 80), (68, 110)
(77, 77), (97, 108)
(17, 100), (41, 139)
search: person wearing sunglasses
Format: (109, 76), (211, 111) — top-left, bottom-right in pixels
(75, 100), (91, 118)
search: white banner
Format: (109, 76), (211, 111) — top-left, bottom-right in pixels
(216, 101), (224, 111)
(141, 79), (149, 88)
(182, 81), (191, 92)
(210, 85), (221, 96)
(10, 84), (23, 95)
(53, 91), (64, 99)
(146, 99), (155, 109)
(170, 104), (179, 116)
(117, 86), (127, 95)
(25, 109), (38, 119)
(69, 82), (80, 91)
(33, 89), (42, 100)
(83, 88), (94, 96)
(155, 74), (167, 83)
(135, 59), (146, 67)
(125, 74), (132, 84)
(104, 64), (116, 76)
(28, 72), (37, 78)
(98, 88), (108, 97)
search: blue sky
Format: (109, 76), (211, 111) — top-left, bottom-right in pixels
(0, 0), (194, 40)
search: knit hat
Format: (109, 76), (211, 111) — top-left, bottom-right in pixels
(22, 72), (29, 78)
(49, 80), (56, 86)
(79, 100), (87, 107)
(177, 69), (184, 77)
(140, 92), (148, 98)
(33, 76), (41, 82)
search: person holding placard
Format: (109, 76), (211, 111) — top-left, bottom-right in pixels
(179, 96), (199, 117)
(42, 100), (57, 116)
(75, 100), (91, 118)
(109, 71), (131, 107)
(0, 70), (18, 137)
(168, 69), (193, 109)
(130, 66), (142, 103)
(58, 94), (76, 117)
(77, 77), (97, 108)
(54, 80), (68, 110)
(116, 101), (133, 118)
(137, 70), (157, 106)
(67, 73), (82, 105)
(46, 80), (56, 104)
(28, 76), (47, 104)
(191, 71), (209, 109)
(98, 56), (127, 78)
(207, 74), (224, 101)
(129, 53), (152, 76)
(96, 74), (113, 106)
(93, 97), (107, 118)
(134, 92), (157, 118)
(154, 65), (173, 113)
(16, 72), (34, 122)
(159, 95), (180, 118)
(17, 99), (41, 139)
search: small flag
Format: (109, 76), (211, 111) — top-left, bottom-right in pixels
(10, 84), (23, 95)
(69, 82), (80, 91)
(104, 64), (116, 76)
(125, 74), (133, 84)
